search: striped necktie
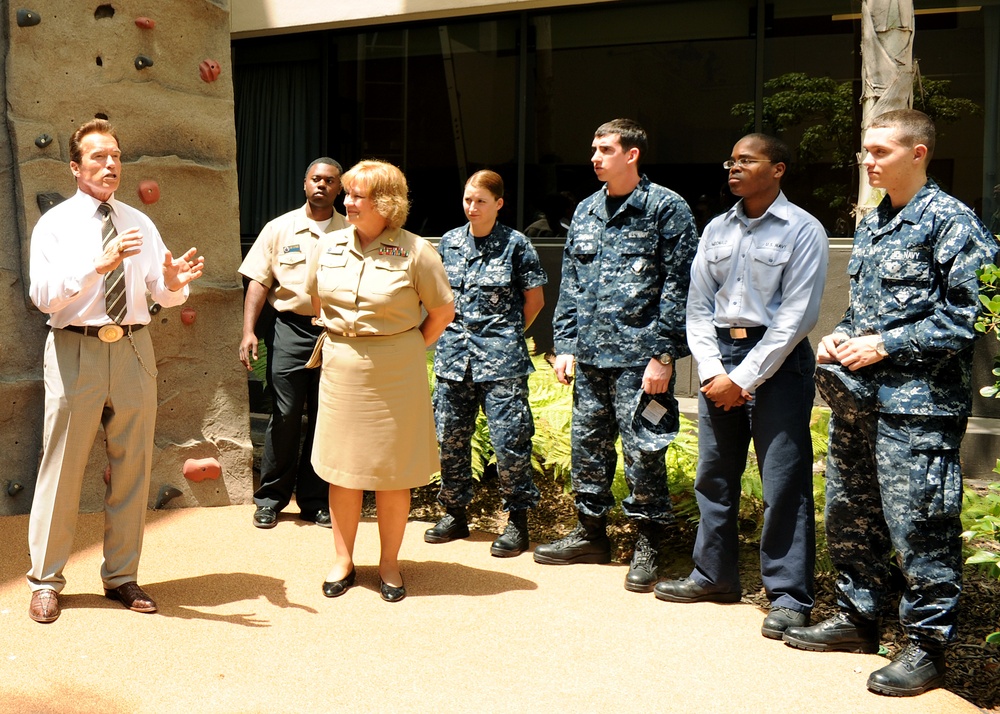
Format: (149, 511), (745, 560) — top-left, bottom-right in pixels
(98, 202), (127, 324)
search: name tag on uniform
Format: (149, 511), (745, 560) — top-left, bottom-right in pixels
(283, 245), (301, 253)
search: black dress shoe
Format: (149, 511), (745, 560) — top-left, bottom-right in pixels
(653, 578), (740, 603)
(761, 607), (809, 640)
(867, 643), (946, 696)
(380, 578), (406, 603)
(322, 568), (356, 598)
(301, 509), (332, 528)
(253, 506), (278, 529)
(782, 612), (879, 653)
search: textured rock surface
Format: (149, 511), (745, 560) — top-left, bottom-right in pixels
(0, 0), (252, 516)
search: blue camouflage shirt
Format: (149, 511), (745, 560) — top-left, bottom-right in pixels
(434, 222), (548, 382)
(838, 180), (999, 416)
(553, 175), (698, 367)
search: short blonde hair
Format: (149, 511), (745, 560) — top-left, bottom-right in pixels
(342, 160), (410, 230)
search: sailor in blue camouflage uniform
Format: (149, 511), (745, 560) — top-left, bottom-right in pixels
(425, 170), (547, 557)
(783, 110), (1000, 697)
(532, 119), (699, 593)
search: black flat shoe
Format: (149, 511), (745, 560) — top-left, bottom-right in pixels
(379, 577), (406, 603)
(322, 568), (356, 598)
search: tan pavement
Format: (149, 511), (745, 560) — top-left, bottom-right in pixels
(0, 505), (979, 714)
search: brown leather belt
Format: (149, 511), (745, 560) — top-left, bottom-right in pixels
(59, 323), (146, 343)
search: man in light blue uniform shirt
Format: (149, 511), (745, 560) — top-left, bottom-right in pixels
(655, 134), (828, 641)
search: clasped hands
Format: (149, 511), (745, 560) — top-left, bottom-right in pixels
(817, 333), (885, 371)
(701, 373), (751, 411)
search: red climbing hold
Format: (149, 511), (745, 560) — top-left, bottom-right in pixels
(183, 458), (221, 482)
(138, 179), (160, 204)
(199, 59), (221, 83)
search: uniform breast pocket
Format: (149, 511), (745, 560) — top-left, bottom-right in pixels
(316, 253), (349, 292)
(705, 242), (735, 283)
(879, 251), (933, 312)
(618, 237), (656, 284)
(444, 262), (465, 288)
(277, 251), (307, 285)
(371, 258), (411, 296)
(749, 246), (792, 296)
(569, 239), (599, 283)
(479, 264), (514, 314)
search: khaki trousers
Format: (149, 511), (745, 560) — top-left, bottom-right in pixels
(27, 327), (157, 592)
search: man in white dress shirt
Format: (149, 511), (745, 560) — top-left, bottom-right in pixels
(26, 118), (204, 623)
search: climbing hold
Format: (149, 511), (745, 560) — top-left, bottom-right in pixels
(149, 302), (162, 315)
(199, 59), (221, 83)
(181, 307), (197, 326)
(154, 484), (183, 509)
(35, 134), (52, 149)
(138, 180), (160, 204)
(104, 465), (112, 485)
(7, 481), (23, 497)
(36, 192), (66, 215)
(135, 55), (154, 70)
(16, 9), (41, 27)
(135, 17), (155, 29)
(183, 458), (221, 483)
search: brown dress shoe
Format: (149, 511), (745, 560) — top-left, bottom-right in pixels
(29, 589), (60, 623)
(105, 582), (157, 613)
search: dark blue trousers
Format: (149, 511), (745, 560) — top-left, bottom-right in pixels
(689, 336), (816, 613)
(255, 311), (329, 514)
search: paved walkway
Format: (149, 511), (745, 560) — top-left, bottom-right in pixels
(0, 505), (979, 714)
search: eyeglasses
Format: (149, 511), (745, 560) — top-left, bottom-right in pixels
(722, 158), (774, 169)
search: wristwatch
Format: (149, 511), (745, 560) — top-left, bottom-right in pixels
(655, 353), (674, 366)
(874, 338), (888, 358)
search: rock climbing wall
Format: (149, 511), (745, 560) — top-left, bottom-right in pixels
(0, 0), (252, 515)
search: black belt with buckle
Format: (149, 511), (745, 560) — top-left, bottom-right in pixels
(59, 323), (146, 343)
(716, 325), (767, 340)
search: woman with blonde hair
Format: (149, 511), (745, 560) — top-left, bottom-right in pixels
(306, 160), (454, 602)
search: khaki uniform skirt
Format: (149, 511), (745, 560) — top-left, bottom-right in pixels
(311, 328), (439, 490)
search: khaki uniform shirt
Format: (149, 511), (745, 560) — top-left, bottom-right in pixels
(238, 205), (347, 315)
(306, 226), (452, 336)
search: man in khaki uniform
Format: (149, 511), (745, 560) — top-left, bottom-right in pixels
(239, 158), (346, 528)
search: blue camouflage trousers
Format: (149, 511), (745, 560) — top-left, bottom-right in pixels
(571, 363), (674, 523)
(826, 409), (966, 645)
(433, 374), (539, 512)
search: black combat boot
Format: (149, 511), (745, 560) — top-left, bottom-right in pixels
(424, 507), (470, 543)
(624, 521), (662, 593)
(532, 513), (611, 565)
(867, 642), (946, 697)
(490, 510), (529, 558)
(782, 612), (880, 653)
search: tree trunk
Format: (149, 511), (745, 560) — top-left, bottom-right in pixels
(856, 0), (915, 225)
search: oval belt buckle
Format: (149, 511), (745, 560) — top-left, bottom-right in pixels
(98, 324), (124, 343)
